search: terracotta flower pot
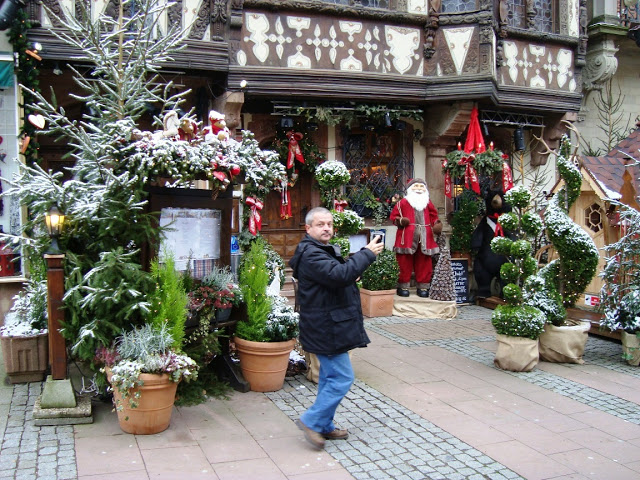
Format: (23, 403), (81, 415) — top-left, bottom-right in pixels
(107, 370), (178, 435)
(233, 337), (295, 392)
(360, 288), (396, 317)
(0, 332), (48, 384)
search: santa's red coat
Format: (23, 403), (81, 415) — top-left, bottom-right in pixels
(389, 197), (440, 255)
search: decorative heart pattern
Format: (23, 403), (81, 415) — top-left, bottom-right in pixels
(28, 114), (46, 129)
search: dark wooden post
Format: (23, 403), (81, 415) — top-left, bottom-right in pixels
(45, 253), (67, 380)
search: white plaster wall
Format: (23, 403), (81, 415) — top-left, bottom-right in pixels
(576, 39), (640, 155)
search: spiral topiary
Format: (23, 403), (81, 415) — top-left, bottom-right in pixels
(490, 184), (545, 339)
(525, 135), (599, 325)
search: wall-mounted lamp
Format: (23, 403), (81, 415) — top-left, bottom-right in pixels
(53, 62), (63, 76)
(280, 117), (294, 129)
(384, 112), (392, 127)
(481, 122), (489, 138)
(513, 127), (526, 152)
(239, 79), (248, 89)
(45, 206), (65, 254)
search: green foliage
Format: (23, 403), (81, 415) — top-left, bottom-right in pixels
(64, 248), (153, 364)
(490, 184), (545, 336)
(600, 204), (640, 332)
(294, 104), (423, 127)
(449, 191), (480, 254)
(236, 241), (272, 342)
(330, 235), (351, 258)
(147, 254), (189, 349)
(361, 249), (400, 291)
(491, 304), (546, 340)
(523, 269), (566, 326)
(443, 149), (505, 180)
(332, 209), (365, 236)
(543, 135), (599, 308)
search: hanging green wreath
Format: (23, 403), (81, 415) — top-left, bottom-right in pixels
(272, 127), (325, 188)
(442, 148), (506, 179)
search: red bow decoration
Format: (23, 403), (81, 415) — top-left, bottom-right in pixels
(489, 213), (504, 237)
(458, 155), (480, 194)
(333, 199), (349, 212)
(502, 160), (514, 192)
(245, 196), (263, 235)
(286, 131), (305, 169)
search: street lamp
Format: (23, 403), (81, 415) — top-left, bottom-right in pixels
(44, 205), (65, 253)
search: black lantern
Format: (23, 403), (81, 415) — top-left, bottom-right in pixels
(45, 206), (65, 253)
(384, 112), (392, 127)
(513, 127), (526, 152)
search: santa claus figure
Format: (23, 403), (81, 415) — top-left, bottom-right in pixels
(390, 178), (442, 297)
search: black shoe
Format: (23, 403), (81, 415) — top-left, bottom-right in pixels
(396, 288), (410, 297)
(416, 289), (429, 298)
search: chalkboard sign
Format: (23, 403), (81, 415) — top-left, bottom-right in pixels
(451, 258), (469, 304)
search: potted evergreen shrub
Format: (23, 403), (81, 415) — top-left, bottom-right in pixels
(449, 189), (480, 260)
(102, 324), (198, 435)
(359, 248), (400, 317)
(233, 238), (299, 392)
(525, 135), (598, 364)
(0, 277), (49, 383)
(187, 265), (242, 327)
(102, 255), (198, 434)
(490, 185), (546, 372)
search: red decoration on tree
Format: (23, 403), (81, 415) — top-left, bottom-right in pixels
(245, 196), (263, 235)
(286, 131), (305, 169)
(458, 155), (480, 194)
(502, 157), (513, 192)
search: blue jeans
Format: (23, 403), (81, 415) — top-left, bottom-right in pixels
(300, 352), (354, 434)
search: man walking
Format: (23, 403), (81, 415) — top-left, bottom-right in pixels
(289, 206), (383, 449)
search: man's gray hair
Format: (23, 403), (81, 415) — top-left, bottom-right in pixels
(305, 207), (332, 226)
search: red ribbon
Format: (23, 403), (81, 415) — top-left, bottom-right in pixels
(443, 159), (452, 199)
(458, 155), (480, 194)
(245, 196), (263, 235)
(333, 199), (349, 212)
(502, 160), (513, 192)
(489, 213), (504, 237)
(286, 131), (305, 169)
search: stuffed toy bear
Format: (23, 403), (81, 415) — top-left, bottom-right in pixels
(471, 189), (513, 298)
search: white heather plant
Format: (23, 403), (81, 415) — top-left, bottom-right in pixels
(106, 324), (198, 410)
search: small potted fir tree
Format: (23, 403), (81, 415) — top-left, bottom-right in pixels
(359, 248), (400, 317)
(233, 238), (299, 392)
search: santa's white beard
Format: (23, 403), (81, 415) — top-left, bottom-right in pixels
(406, 189), (429, 211)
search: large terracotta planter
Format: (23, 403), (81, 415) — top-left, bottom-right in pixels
(538, 320), (590, 364)
(107, 370), (178, 435)
(233, 337), (295, 392)
(494, 334), (539, 372)
(360, 288), (396, 317)
(621, 331), (640, 366)
(0, 332), (48, 384)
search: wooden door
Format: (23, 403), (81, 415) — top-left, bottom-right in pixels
(260, 170), (315, 262)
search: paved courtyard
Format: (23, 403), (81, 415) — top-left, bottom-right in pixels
(2, 305), (640, 479)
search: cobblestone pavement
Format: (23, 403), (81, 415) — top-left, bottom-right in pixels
(0, 382), (77, 480)
(1, 304), (638, 479)
(269, 378), (525, 480)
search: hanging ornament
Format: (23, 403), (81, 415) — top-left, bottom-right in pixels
(286, 131), (305, 169)
(245, 196), (263, 235)
(280, 180), (292, 220)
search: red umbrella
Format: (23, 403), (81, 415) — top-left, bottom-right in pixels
(464, 106), (486, 154)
